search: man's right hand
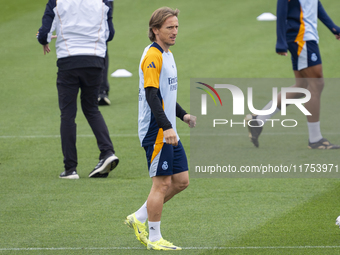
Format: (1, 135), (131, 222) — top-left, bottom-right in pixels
(43, 44), (51, 55)
(163, 128), (178, 146)
(277, 52), (287, 56)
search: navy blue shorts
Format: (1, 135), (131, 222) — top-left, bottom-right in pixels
(288, 40), (322, 71)
(144, 140), (188, 177)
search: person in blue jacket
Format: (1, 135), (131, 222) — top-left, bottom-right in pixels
(37, 0), (119, 179)
(247, 0), (340, 149)
(98, 0), (114, 106)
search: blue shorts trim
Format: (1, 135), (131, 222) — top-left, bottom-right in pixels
(144, 140), (188, 178)
(288, 41), (322, 71)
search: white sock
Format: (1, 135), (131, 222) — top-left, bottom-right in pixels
(148, 221), (162, 242)
(307, 121), (322, 143)
(256, 100), (280, 125)
(135, 201), (147, 223)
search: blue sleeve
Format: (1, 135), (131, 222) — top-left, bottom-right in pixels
(104, 0), (115, 42)
(37, 0), (56, 45)
(318, 1), (340, 35)
(275, 0), (288, 53)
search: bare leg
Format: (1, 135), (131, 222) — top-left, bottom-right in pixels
(252, 64), (338, 148)
(164, 171), (189, 203)
(147, 171), (189, 221)
(147, 175), (171, 222)
(146, 173), (188, 245)
(297, 64), (324, 123)
(276, 72), (308, 108)
(276, 64), (324, 123)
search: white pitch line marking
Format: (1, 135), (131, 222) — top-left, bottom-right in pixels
(1, 246), (340, 251)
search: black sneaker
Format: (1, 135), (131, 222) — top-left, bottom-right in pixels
(59, 170), (79, 179)
(89, 172), (109, 178)
(88, 154), (119, 178)
(308, 138), (340, 149)
(98, 91), (111, 106)
(245, 114), (263, 148)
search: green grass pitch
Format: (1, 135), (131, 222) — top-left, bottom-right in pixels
(1, 0), (340, 254)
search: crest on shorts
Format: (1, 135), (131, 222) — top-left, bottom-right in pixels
(162, 161), (168, 170)
(311, 53), (318, 62)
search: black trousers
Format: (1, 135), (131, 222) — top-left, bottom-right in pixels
(57, 67), (114, 171)
(99, 50), (110, 94)
(99, 0), (113, 94)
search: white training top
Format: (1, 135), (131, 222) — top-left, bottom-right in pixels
(138, 42), (179, 147)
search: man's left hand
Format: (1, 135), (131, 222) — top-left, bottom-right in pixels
(183, 114), (196, 128)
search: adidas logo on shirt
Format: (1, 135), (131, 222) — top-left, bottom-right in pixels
(147, 62), (156, 68)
